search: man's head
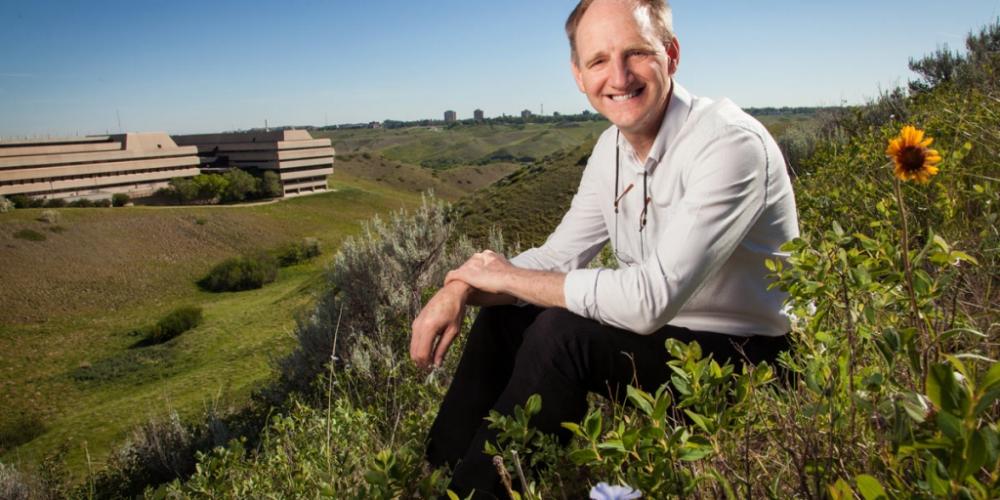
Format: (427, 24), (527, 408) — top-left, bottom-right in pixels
(567, 0), (680, 142)
(566, 0), (674, 66)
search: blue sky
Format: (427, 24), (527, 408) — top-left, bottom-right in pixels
(1, 0), (998, 137)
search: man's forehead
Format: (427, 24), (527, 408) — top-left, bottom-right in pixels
(576, 0), (662, 53)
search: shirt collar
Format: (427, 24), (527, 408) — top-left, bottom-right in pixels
(617, 81), (694, 173)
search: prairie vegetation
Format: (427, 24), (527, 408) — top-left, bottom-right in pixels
(2, 22), (997, 498)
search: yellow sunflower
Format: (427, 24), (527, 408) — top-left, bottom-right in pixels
(886, 125), (942, 184)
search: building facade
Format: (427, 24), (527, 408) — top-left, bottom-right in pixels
(444, 110), (457, 123)
(173, 130), (334, 197)
(474, 109), (484, 121)
(0, 133), (200, 201)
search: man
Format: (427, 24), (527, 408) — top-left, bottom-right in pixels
(410, 0), (799, 497)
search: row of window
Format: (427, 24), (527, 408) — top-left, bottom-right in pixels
(0, 166), (194, 187)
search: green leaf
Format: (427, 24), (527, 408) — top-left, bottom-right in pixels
(980, 362), (1000, 393)
(925, 458), (949, 496)
(560, 422), (583, 437)
(684, 410), (711, 433)
(936, 410), (963, 442)
(446, 490), (461, 500)
(524, 394), (542, 416)
(961, 428), (990, 479)
(828, 479), (852, 500)
(927, 363), (961, 415)
(627, 385), (654, 416)
(679, 442), (713, 461)
(855, 474), (888, 500)
(568, 448), (600, 465)
(597, 439), (626, 453)
(584, 411), (602, 441)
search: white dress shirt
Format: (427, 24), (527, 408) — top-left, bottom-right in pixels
(510, 83), (799, 337)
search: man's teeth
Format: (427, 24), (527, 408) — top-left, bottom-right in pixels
(611, 90), (639, 102)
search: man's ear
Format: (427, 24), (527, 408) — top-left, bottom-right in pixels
(571, 59), (587, 93)
(666, 37), (681, 75)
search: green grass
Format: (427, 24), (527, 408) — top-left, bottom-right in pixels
(0, 181), (423, 477)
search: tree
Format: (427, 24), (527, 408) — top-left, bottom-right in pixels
(168, 178), (199, 203)
(259, 170), (283, 198)
(193, 174), (228, 201)
(221, 168), (259, 202)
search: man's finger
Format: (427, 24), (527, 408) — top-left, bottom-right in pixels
(433, 322), (460, 367)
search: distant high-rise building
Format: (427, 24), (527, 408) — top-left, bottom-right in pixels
(444, 110), (457, 123)
(521, 109), (532, 119)
(474, 109), (484, 121)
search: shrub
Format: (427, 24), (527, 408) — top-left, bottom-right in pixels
(43, 198), (65, 208)
(0, 196), (12, 213)
(275, 237), (321, 267)
(8, 195), (30, 209)
(38, 209), (60, 224)
(112, 193), (130, 207)
(0, 462), (33, 500)
(259, 170), (283, 198)
(194, 174), (229, 201)
(13, 229), (45, 241)
(169, 177), (199, 203)
(141, 306), (203, 345)
(68, 198), (94, 208)
(198, 254), (278, 292)
(221, 168), (259, 202)
(94, 198), (112, 208)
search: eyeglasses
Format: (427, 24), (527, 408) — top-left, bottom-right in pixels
(613, 130), (651, 266)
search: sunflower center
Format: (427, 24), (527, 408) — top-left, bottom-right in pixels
(898, 146), (927, 172)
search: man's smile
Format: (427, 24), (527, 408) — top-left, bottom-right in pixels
(608, 86), (645, 102)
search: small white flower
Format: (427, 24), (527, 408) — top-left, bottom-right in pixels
(590, 482), (642, 500)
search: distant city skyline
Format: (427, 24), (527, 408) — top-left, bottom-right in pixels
(1, 0), (998, 138)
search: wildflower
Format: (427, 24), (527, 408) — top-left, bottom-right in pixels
(590, 482), (642, 500)
(886, 125), (942, 184)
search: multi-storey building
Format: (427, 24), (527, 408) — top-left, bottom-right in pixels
(0, 133), (200, 201)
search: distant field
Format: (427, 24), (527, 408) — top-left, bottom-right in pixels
(314, 121), (609, 168)
(0, 179), (422, 474)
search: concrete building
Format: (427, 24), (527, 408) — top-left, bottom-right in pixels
(444, 110), (457, 123)
(521, 109), (532, 119)
(474, 109), (484, 121)
(173, 130), (334, 197)
(0, 133), (200, 201)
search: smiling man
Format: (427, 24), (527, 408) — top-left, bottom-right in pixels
(410, 0), (799, 497)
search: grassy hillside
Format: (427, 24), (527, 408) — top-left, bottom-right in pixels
(0, 180), (423, 475)
(314, 121), (608, 168)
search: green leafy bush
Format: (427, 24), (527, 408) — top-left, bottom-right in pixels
(198, 255), (278, 292)
(221, 168), (259, 202)
(43, 198), (65, 208)
(275, 237), (321, 267)
(112, 193), (130, 207)
(137, 305), (203, 345)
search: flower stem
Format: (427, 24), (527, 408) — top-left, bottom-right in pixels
(893, 179), (931, 384)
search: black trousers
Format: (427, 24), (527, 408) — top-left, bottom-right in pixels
(426, 306), (789, 499)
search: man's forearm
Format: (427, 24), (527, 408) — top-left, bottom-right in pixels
(446, 266), (566, 309)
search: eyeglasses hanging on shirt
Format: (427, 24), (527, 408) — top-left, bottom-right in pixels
(613, 129), (651, 266)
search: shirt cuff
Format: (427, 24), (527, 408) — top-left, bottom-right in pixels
(563, 268), (602, 319)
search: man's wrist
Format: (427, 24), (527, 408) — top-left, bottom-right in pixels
(443, 280), (474, 300)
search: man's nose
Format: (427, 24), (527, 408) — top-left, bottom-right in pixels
(610, 55), (632, 89)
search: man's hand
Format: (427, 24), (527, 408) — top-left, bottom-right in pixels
(410, 281), (471, 370)
(445, 250), (513, 294)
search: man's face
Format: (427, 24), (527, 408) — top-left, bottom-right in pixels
(571, 0), (679, 139)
